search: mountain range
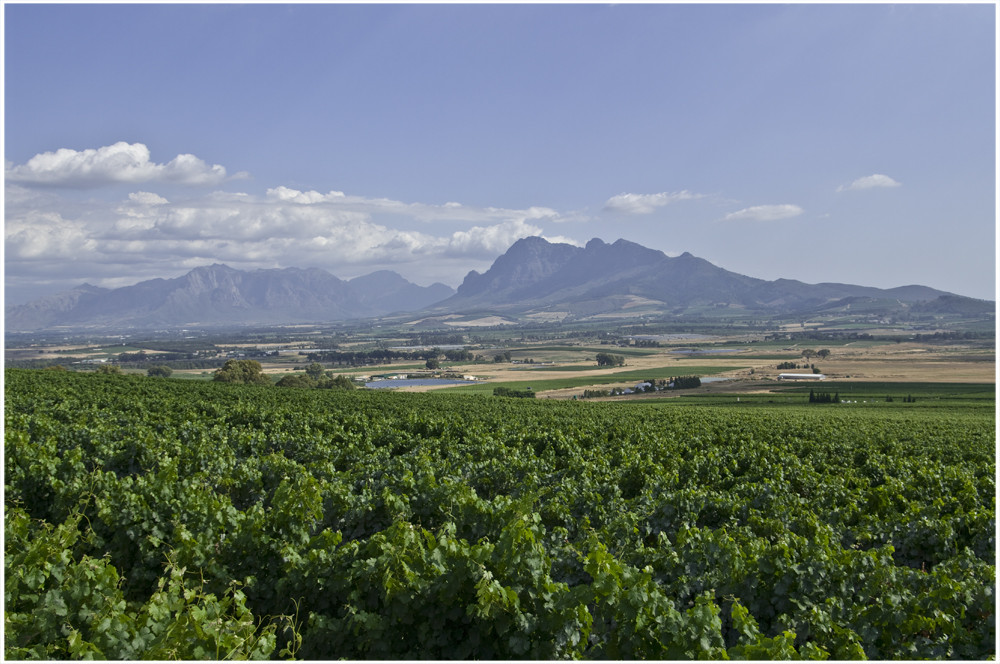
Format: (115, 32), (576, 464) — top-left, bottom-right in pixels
(5, 266), (454, 331)
(5, 237), (991, 331)
(430, 237), (973, 317)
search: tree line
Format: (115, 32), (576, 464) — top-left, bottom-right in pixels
(306, 348), (479, 366)
(214, 360), (355, 390)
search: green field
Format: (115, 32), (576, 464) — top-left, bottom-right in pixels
(5, 369), (994, 660)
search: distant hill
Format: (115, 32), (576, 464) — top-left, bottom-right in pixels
(5, 265), (455, 331)
(428, 236), (979, 319)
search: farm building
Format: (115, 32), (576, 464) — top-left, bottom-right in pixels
(778, 373), (826, 381)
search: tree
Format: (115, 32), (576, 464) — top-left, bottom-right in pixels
(97, 364), (123, 375)
(213, 359), (271, 385)
(317, 374), (355, 390)
(596, 353), (625, 367)
(147, 366), (173, 378)
(305, 362), (326, 380)
(425, 358), (441, 370)
(817, 349), (831, 360)
(276, 374), (314, 388)
(671, 375), (701, 389)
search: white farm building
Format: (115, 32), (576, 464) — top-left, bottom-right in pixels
(778, 373), (826, 381)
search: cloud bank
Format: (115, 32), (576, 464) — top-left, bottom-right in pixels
(5, 182), (578, 296)
(724, 204), (804, 222)
(603, 191), (700, 214)
(4, 142), (583, 297)
(837, 173), (901, 192)
(5, 142), (237, 187)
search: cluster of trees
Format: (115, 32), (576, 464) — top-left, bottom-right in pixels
(212, 359), (271, 385)
(117, 350), (200, 363)
(212, 360), (356, 390)
(808, 390), (840, 403)
(580, 376), (702, 399)
(308, 347), (479, 367)
(671, 375), (702, 389)
(307, 349), (438, 366)
(492, 386), (536, 398)
(777, 362), (822, 373)
(109, 350), (222, 371)
(801, 349), (831, 361)
(275, 362), (355, 390)
(595, 353), (626, 367)
(581, 388), (623, 398)
(276, 373), (355, 390)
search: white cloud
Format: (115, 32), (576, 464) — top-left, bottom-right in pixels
(5, 142), (232, 187)
(128, 191), (169, 206)
(5, 211), (99, 260)
(445, 219), (567, 256)
(603, 190), (700, 215)
(266, 186), (343, 204)
(837, 173), (901, 192)
(5, 184), (578, 294)
(724, 204), (804, 222)
(264, 186), (562, 226)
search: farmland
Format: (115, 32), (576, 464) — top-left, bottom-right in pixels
(5, 368), (994, 659)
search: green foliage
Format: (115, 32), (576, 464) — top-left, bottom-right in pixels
(5, 368), (995, 660)
(276, 373), (315, 388)
(493, 386), (536, 398)
(808, 390), (840, 404)
(317, 374), (355, 390)
(96, 364), (124, 375)
(4, 506), (293, 660)
(277, 372), (355, 390)
(275, 374), (316, 388)
(596, 352), (626, 367)
(672, 375), (702, 389)
(146, 365), (173, 378)
(212, 359), (270, 385)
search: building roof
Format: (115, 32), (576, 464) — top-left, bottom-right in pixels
(778, 373), (826, 380)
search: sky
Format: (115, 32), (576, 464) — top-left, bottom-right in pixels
(4, 2), (996, 305)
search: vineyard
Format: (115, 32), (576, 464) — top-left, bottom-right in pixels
(5, 368), (995, 659)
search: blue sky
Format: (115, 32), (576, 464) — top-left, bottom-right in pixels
(4, 3), (995, 304)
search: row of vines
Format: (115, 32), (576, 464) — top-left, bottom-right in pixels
(5, 369), (995, 659)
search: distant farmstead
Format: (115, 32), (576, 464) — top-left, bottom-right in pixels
(778, 373), (826, 381)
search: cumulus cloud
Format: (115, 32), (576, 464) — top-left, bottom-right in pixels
(603, 190), (700, 215)
(5, 142), (233, 187)
(5, 211), (99, 260)
(837, 174), (901, 192)
(5, 185), (577, 296)
(724, 204), (804, 222)
(128, 191), (169, 206)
